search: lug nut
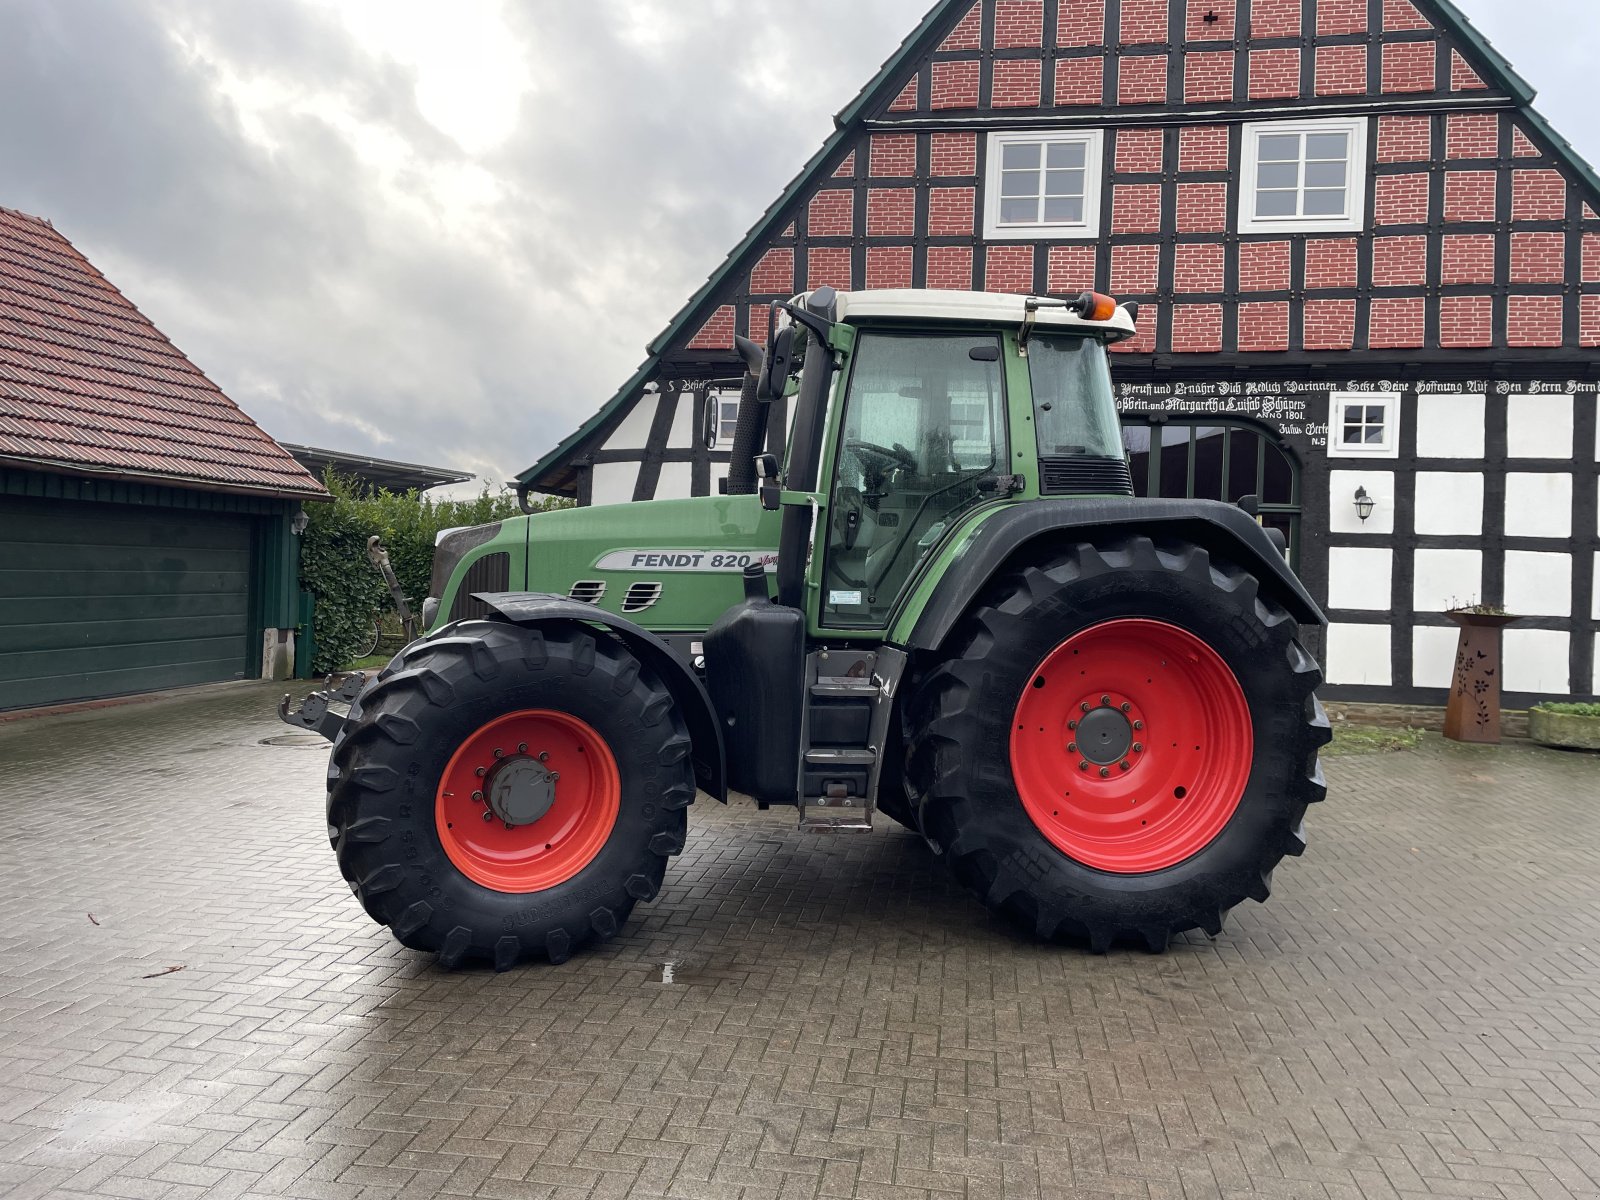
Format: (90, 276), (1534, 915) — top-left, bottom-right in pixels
(493, 748), (504, 759)
(472, 790), (483, 801)
(475, 766), (487, 778)
(1119, 760), (1131, 771)
(1080, 702), (1090, 713)
(518, 742), (528, 753)
(1067, 742), (1077, 753)
(482, 811), (494, 822)
(549, 772), (560, 782)
(1120, 702), (1132, 713)
(1101, 695), (1111, 706)
(537, 751), (550, 762)
(504, 821), (514, 830)
(1098, 766), (1111, 778)
(1079, 761), (1090, 772)
(1067, 720), (1078, 731)
(1133, 720), (1144, 731)
(1132, 742), (1144, 753)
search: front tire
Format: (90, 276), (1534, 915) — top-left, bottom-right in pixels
(327, 619), (695, 969)
(906, 535), (1330, 951)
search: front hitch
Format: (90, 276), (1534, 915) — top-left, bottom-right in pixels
(278, 672), (372, 742)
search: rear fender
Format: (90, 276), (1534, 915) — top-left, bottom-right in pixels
(904, 498), (1325, 654)
(473, 592), (726, 802)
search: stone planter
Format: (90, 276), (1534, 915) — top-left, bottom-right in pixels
(1528, 708), (1600, 751)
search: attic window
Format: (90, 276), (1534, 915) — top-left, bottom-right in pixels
(1239, 118), (1367, 234)
(983, 130), (1104, 241)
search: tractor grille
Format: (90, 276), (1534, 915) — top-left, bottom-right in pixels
(621, 582), (663, 613)
(1038, 455), (1135, 497)
(569, 580), (606, 605)
(447, 551), (511, 621)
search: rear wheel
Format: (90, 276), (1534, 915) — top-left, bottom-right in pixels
(328, 619), (695, 969)
(907, 535), (1329, 951)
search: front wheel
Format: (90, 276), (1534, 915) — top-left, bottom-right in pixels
(906, 535), (1330, 951)
(327, 620), (695, 969)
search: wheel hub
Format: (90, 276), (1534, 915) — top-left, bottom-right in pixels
(486, 757), (558, 826)
(1074, 706), (1132, 766)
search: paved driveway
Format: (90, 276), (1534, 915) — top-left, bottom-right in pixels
(1, 682), (1598, 1200)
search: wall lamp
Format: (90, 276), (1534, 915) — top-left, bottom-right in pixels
(1353, 486), (1375, 523)
(291, 509), (310, 535)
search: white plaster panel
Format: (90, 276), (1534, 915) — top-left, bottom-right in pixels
(1328, 470), (1394, 535)
(1413, 473), (1484, 536)
(655, 462), (693, 500)
(667, 394), (696, 449)
(1505, 393), (1573, 459)
(1326, 623), (1392, 686)
(1594, 553), (1600, 622)
(1503, 473), (1572, 539)
(1502, 629), (1570, 695)
(1412, 549), (1483, 613)
(603, 395), (659, 453)
(1325, 548), (1392, 611)
(589, 461), (640, 507)
(1411, 626), (1460, 690)
(1415, 393), (1485, 459)
(1503, 551), (1572, 618)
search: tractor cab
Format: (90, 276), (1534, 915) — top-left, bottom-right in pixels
(703, 286), (1144, 829)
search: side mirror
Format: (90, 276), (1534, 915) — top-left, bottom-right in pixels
(756, 453), (781, 511)
(759, 327), (795, 402)
(702, 393), (719, 451)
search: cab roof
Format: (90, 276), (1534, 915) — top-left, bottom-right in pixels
(824, 289), (1138, 340)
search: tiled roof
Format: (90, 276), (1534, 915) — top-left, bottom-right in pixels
(0, 206), (324, 498)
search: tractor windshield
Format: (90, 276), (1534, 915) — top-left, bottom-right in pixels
(1027, 334), (1122, 459)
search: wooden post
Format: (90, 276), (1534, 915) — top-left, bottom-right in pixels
(1443, 612), (1520, 744)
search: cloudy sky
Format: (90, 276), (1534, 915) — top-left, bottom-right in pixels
(1, 1), (1593, 496)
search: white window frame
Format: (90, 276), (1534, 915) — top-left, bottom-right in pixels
(983, 129), (1105, 241)
(707, 392), (741, 451)
(1238, 117), (1367, 235)
(1328, 392), (1400, 459)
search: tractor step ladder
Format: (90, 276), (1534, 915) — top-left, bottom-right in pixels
(797, 650), (907, 833)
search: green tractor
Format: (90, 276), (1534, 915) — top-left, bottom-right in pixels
(285, 287), (1330, 970)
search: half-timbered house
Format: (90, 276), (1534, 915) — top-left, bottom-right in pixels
(517, 0), (1600, 707)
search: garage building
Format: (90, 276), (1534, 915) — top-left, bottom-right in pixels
(0, 206), (324, 710)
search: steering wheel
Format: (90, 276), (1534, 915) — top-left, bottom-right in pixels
(845, 439), (917, 474)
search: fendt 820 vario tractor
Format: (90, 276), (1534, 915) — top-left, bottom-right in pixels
(285, 288), (1331, 970)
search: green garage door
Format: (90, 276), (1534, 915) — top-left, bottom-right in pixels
(0, 496), (254, 709)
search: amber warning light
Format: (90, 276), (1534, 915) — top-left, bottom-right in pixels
(1073, 290), (1119, 321)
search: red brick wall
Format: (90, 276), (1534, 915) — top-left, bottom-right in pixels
(661, 5), (1600, 368)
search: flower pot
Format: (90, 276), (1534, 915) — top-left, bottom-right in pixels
(1528, 709), (1600, 752)
(1442, 610), (1522, 745)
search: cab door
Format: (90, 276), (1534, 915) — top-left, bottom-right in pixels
(815, 330), (1009, 631)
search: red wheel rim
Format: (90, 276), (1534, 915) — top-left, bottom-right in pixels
(435, 710), (620, 892)
(1010, 619), (1252, 874)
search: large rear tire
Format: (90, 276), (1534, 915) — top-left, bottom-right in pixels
(327, 619), (695, 970)
(906, 535), (1329, 951)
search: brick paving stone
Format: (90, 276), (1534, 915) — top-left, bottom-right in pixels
(1, 682), (1598, 1198)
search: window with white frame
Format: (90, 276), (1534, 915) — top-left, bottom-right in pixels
(716, 395), (740, 448)
(984, 130), (1104, 240)
(1239, 118), (1367, 234)
(1328, 393), (1400, 459)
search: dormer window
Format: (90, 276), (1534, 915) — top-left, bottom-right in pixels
(983, 130), (1104, 240)
(1239, 117), (1367, 234)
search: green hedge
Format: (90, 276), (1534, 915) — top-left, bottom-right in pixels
(299, 471), (565, 675)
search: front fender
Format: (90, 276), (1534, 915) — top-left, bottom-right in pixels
(902, 498), (1325, 654)
(472, 592), (727, 802)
